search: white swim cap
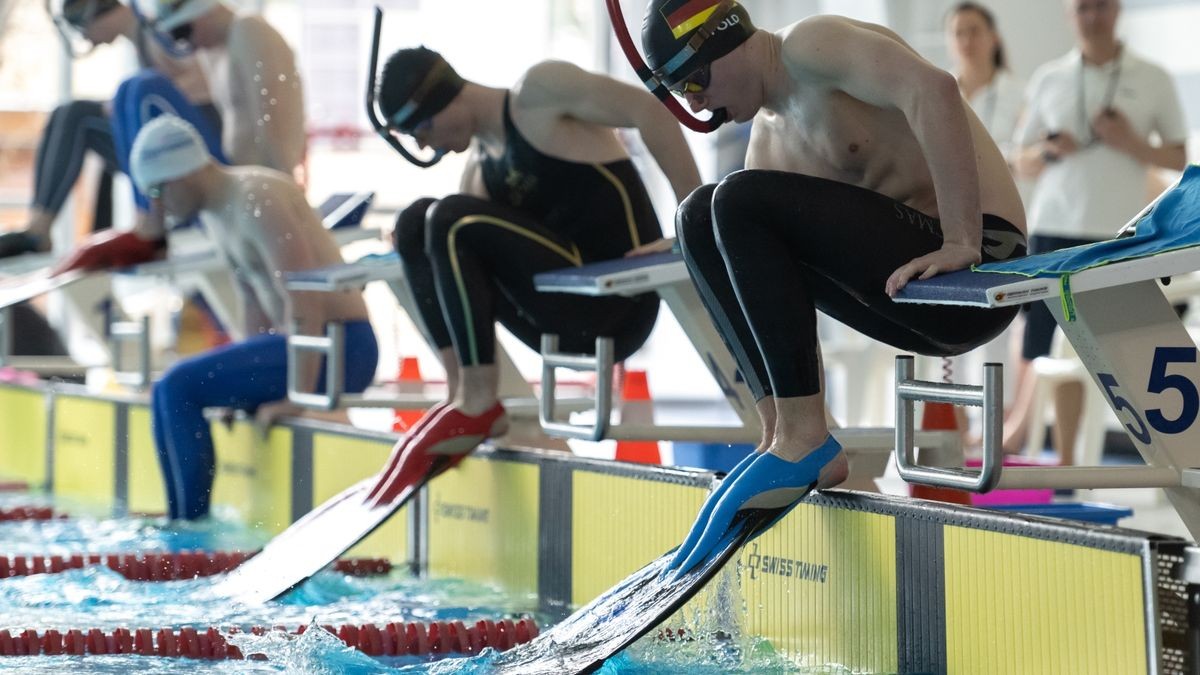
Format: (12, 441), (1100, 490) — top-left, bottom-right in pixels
(153, 0), (218, 31)
(130, 114), (210, 193)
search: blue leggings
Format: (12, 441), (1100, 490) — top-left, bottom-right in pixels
(151, 321), (378, 520)
(111, 69), (225, 212)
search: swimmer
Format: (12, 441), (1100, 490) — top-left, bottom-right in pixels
(621, 0), (1028, 574)
(0, 0), (218, 259)
(128, 115), (377, 520)
(364, 44), (701, 507)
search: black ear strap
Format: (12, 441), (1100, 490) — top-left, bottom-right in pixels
(366, 6), (443, 167)
(604, 0), (726, 133)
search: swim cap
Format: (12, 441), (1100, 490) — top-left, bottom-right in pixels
(53, 0), (121, 29)
(378, 47), (466, 134)
(130, 115), (210, 193)
(151, 0), (217, 31)
(641, 0), (755, 90)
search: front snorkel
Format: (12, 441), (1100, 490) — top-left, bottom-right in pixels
(129, 0), (195, 58)
(366, 6), (444, 168)
(604, 0), (726, 134)
(46, 0), (100, 59)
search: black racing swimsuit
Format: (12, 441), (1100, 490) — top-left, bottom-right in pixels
(678, 170), (1027, 400)
(393, 93), (662, 365)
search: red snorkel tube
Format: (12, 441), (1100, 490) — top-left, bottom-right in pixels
(604, 0), (726, 133)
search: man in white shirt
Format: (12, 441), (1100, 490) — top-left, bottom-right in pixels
(1007, 0), (1188, 459)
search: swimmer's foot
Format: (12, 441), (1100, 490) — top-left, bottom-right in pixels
(663, 451), (758, 576)
(671, 435), (845, 579)
(365, 402), (507, 508)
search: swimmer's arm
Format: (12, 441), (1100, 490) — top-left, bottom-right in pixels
(457, 143), (488, 198)
(519, 60), (701, 203)
(230, 18), (306, 175)
(786, 18), (981, 253)
(232, 272), (276, 337)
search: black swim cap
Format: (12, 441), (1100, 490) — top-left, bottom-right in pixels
(641, 0), (755, 90)
(378, 47), (466, 134)
(55, 0), (121, 29)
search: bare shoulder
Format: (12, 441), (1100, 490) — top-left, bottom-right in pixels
(781, 15), (919, 76)
(513, 60), (586, 107)
(228, 14), (288, 52)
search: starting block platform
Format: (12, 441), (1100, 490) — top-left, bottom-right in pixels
(533, 251), (690, 296)
(896, 244), (1200, 309)
(285, 252), (403, 292)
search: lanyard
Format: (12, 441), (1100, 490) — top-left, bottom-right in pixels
(1077, 46), (1122, 147)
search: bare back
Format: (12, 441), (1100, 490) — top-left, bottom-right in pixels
(201, 167), (367, 334)
(199, 15), (306, 175)
(747, 17), (1024, 231)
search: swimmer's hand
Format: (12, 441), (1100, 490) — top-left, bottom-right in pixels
(886, 243), (980, 297)
(624, 238), (676, 257)
(254, 401), (306, 440)
(51, 230), (165, 276)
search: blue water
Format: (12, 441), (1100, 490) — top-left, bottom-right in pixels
(0, 497), (815, 673)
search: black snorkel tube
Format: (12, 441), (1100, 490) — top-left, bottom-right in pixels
(604, 0), (726, 133)
(366, 6), (444, 168)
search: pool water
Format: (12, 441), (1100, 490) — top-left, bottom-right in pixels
(0, 495), (823, 673)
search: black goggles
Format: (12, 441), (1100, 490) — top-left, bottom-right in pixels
(169, 22), (193, 43)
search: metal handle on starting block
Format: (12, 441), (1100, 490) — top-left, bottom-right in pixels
(895, 355), (1003, 492)
(540, 334), (613, 441)
(109, 315), (152, 391)
(287, 323), (344, 411)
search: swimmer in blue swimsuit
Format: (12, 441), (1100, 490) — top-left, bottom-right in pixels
(124, 115), (378, 519)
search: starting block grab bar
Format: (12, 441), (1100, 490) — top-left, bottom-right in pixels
(540, 334), (614, 441)
(895, 355), (1004, 492)
(287, 324), (345, 411)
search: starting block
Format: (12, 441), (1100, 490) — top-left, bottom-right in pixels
(895, 174), (1200, 541)
(534, 250), (957, 489)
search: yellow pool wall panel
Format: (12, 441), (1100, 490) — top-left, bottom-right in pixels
(570, 469), (706, 606)
(51, 395), (116, 509)
(0, 384), (47, 487)
(312, 432), (406, 562)
(209, 420), (293, 534)
(427, 456), (539, 596)
(944, 525), (1148, 675)
(741, 504), (899, 674)
(126, 404), (166, 515)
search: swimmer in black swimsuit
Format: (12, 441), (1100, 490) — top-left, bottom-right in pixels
(366, 47), (701, 506)
(622, 0), (1029, 573)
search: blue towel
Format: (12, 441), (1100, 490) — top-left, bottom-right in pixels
(977, 164), (1200, 278)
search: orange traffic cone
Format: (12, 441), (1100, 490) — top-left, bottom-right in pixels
(614, 368), (661, 464)
(909, 401), (971, 504)
(392, 356), (427, 433)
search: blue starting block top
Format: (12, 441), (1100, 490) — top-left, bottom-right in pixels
(898, 243), (1200, 308)
(285, 252), (401, 292)
(318, 192), (374, 230)
(894, 268), (1059, 308)
(534, 251), (689, 297)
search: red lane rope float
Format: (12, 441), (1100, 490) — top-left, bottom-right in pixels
(0, 482), (30, 492)
(0, 507), (64, 522)
(0, 551), (392, 581)
(0, 618), (539, 659)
